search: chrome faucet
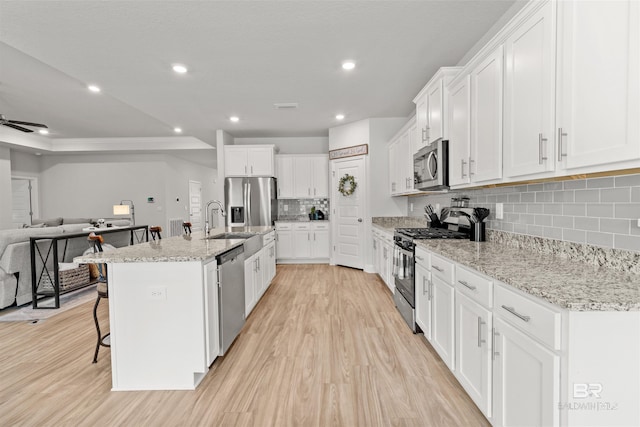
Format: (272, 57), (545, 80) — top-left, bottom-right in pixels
(205, 200), (226, 235)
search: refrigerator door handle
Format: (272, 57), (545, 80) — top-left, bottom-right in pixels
(246, 181), (251, 226)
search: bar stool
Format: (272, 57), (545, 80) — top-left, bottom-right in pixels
(183, 222), (192, 235)
(89, 233), (110, 363)
(150, 226), (162, 241)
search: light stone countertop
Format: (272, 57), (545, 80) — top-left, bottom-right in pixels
(372, 224), (640, 311)
(73, 226), (274, 264)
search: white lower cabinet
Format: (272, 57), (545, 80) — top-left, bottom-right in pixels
(244, 253), (258, 317)
(492, 317), (559, 427)
(276, 222), (330, 263)
(431, 275), (455, 370)
(455, 292), (492, 417)
(415, 262), (432, 340)
(372, 228), (394, 293)
(244, 238), (277, 317)
(203, 259), (219, 367)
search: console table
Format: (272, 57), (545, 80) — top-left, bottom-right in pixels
(30, 225), (149, 309)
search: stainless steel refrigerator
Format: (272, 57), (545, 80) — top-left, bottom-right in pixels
(224, 177), (277, 227)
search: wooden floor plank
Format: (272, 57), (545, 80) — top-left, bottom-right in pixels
(0, 264), (489, 426)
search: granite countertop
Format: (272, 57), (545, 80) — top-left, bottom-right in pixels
(73, 226), (274, 264)
(415, 239), (640, 312)
(372, 224), (395, 234)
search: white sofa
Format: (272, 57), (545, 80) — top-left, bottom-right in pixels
(0, 218), (132, 309)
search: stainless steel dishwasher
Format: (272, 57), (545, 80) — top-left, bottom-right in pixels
(217, 244), (245, 355)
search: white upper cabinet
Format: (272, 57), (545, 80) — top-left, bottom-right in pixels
(556, 0), (640, 170)
(224, 145), (275, 177)
(413, 68), (461, 153)
(275, 156), (294, 198)
(275, 154), (329, 199)
(470, 45), (503, 183)
(503, 1), (556, 178)
(448, 76), (471, 187)
(388, 116), (420, 196)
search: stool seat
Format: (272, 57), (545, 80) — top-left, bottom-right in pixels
(150, 226), (163, 241)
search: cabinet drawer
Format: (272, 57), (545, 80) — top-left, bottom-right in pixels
(312, 223), (329, 230)
(262, 231), (275, 245)
(431, 254), (454, 283)
(415, 246), (431, 270)
(455, 266), (493, 309)
(275, 223), (292, 230)
(293, 223), (311, 230)
(494, 283), (561, 350)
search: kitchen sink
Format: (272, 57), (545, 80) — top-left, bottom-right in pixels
(209, 232), (256, 240)
(207, 232), (263, 258)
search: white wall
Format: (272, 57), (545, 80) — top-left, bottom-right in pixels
(0, 147), (13, 229)
(234, 137), (328, 154)
(328, 119), (370, 151)
(38, 153), (216, 230)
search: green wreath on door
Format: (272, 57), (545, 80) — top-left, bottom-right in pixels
(338, 174), (357, 196)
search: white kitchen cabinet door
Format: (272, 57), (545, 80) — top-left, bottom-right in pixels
(493, 317), (560, 427)
(275, 229), (293, 260)
(224, 146), (249, 176)
(471, 45), (503, 183)
(455, 292), (492, 418)
(244, 254), (257, 317)
(311, 156), (329, 198)
(431, 275), (455, 370)
(557, 0), (640, 170)
(293, 228), (312, 259)
(204, 260), (220, 366)
(380, 242), (393, 292)
(407, 122), (418, 191)
(247, 147), (274, 177)
(448, 76), (471, 187)
(427, 80), (444, 142)
(266, 242), (276, 284)
(503, 1), (556, 178)
(415, 93), (429, 152)
(311, 227), (330, 259)
(415, 263), (432, 340)
(256, 248), (268, 298)
(399, 131), (413, 193)
(388, 140), (400, 195)
(293, 157), (313, 198)
(275, 156), (294, 198)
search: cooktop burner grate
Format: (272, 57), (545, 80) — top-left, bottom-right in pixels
(395, 227), (468, 240)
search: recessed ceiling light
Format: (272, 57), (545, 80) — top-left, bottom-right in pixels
(39, 129), (49, 135)
(172, 64), (188, 74)
(87, 85), (101, 93)
(336, 114), (345, 120)
(342, 61), (356, 70)
(230, 116), (240, 123)
(174, 127), (182, 134)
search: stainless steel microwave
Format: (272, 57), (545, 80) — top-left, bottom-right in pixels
(414, 140), (449, 191)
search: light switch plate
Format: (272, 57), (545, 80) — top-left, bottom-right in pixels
(496, 203), (504, 219)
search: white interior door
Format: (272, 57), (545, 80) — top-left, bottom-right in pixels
(331, 156), (365, 269)
(189, 180), (203, 231)
(11, 177), (37, 227)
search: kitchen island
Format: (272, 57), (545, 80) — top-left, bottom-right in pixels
(75, 226), (274, 391)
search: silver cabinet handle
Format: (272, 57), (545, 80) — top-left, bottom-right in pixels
(477, 317), (486, 347)
(461, 159), (467, 178)
(501, 305), (531, 322)
(423, 276), (427, 295)
(314, 232), (316, 241)
(458, 280), (476, 291)
(558, 128), (567, 161)
(492, 328), (500, 360)
(257, 257), (260, 270)
(245, 165), (247, 174)
(307, 233), (310, 241)
(314, 188), (316, 195)
(425, 126), (430, 141)
(278, 187), (281, 197)
(469, 158), (475, 176)
(373, 240), (377, 249)
(251, 165), (254, 174)
(308, 188), (311, 196)
(421, 127), (428, 142)
(538, 133), (548, 164)
(391, 182), (396, 192)
(432, 265), (443, 272)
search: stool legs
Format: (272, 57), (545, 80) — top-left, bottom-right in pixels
(92, 294), (110, 363)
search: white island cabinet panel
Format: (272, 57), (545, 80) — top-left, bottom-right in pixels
(108, 262), (207, 391)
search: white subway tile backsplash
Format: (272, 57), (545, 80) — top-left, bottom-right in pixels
(409, 173), (640, 252)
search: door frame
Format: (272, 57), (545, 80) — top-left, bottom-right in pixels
(329, 155), (369, 269)
(11, 175), (40, 225)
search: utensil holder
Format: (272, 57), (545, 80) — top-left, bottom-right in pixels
(470, 222), (486, 242)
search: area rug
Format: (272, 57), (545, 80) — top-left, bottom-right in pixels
(0, 284), (97, 323)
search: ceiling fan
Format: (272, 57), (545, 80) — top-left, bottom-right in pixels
(0, 114), (48, 133)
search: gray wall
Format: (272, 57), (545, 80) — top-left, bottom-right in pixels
(409, 174), (640, 251)
(0, 147), (12, 229)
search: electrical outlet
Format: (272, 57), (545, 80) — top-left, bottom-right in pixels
(283, 205), (289, 212)
(410, 203), (414, 212)
(149, 287), (166, 300)
(496, 203), (504, 220)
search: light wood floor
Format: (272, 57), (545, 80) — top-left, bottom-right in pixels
(0, 265), (489, 426)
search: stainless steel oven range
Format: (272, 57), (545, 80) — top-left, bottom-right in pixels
(393, 227), (468, 332)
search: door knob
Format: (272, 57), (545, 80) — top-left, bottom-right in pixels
(357, 218), (363, 223)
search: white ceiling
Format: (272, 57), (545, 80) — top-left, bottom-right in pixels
(0, 0), (517, 146)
